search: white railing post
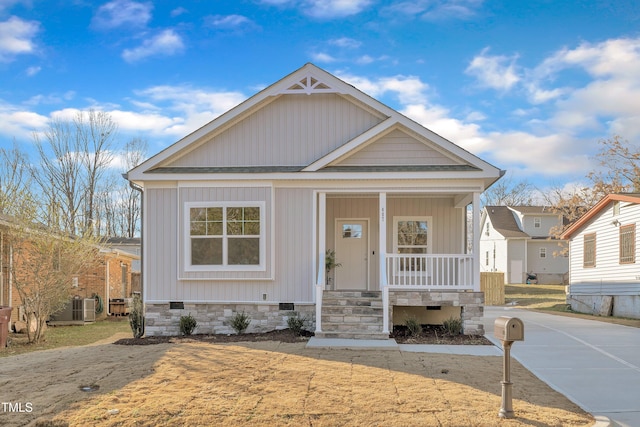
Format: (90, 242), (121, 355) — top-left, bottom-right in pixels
(382, 285), (389, 334)
(315, 192), (326, 334)
(472, 192), (481, 292)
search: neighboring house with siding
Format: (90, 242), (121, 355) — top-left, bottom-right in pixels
(562, 193), (640, 319)
(127, 64), (503, 338)
(0, 213), (139, 327)
(480, 206), (568, 284)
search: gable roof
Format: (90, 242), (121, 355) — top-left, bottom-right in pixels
(484, 206), (529, 238)
(562, 193), (640, 239)
(509, 206), (556, 215)
(127, 63), (502, 185)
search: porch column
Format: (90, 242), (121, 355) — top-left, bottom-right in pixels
(379, 192), (389, 334)
(315, 191), (326, 333)
(472, 191), (481, 292)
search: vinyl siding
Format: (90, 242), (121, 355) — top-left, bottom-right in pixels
(527, 240), (567, 275)
(569, 202), (640, 286)
(335, 129), (460, 166)
(520, 214), (562, 238)
(167, 94), (384, 168)
(145, 186), (316, 303)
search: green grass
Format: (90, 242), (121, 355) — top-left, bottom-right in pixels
(504, 283), (569, 310)
(1, 318), (131, 358)
(505, 283), (640, 328)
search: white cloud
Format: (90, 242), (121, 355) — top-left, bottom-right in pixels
(206, 14), (252, 28)
(329, 37), (361, 49)
(131, 85), (246, 136)
(122, 29), (184, 63)
(92, 0), (153, 30)
(311, 52), (337, 63)
(0, 16), (40, 62)
(0, 103), (49, 139)
(466, 48), (520, 91)
(337, 72), (430, 105)
(171, 7), (188, 17)
(25, 65), (40, 76)
(383, 0), (484, 21)
(259, 0), (371, 18)
(303, 0), (372, 18)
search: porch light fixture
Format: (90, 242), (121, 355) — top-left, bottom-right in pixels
(611, 219), (621, 227)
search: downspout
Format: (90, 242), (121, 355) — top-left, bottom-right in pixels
(105, 256), (110, 316)
(128, 177), (144, 336)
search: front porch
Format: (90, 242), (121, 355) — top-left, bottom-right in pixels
(313, 190), (484, 339)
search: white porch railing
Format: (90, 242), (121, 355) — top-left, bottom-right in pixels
(385, 254), (474, 289)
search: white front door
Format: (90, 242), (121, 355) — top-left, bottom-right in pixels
(510, 260), (523, 284)
(335, 220), (368, 290)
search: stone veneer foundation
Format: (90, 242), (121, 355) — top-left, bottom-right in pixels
(144, 303), (316, 336)
(144, 290), (484, 337)
(389, 290), (485, 335)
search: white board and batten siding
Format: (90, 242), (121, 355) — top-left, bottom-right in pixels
(144, 185), (316, 304)
(166, 94), (384, 168)
(569, 201), (640, 293)
(336, 129), (463, 167)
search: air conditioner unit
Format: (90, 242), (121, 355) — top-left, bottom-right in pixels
(50, 298), (96, 322)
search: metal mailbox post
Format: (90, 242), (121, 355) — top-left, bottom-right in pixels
(494, 316), (524, 418)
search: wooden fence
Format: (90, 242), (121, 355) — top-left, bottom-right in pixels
(481, 272), (505, 305)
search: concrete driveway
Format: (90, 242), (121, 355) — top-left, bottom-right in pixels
(483, 306), (640, 427)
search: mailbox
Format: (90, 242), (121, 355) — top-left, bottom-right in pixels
(494, 316), (524, 342)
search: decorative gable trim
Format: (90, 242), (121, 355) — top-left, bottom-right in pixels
(279, 72), (337, 95)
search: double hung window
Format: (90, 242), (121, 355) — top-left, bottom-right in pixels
(187, 202), (264, 270)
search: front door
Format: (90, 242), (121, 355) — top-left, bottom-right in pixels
(335, 220), (368, 290)
(510, 260), (523, 284)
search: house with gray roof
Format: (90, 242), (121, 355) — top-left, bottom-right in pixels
(480, 206), (568, 284)
(127, 64), (503, 338)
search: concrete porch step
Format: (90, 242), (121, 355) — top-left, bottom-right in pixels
(314, 331), (390, 340)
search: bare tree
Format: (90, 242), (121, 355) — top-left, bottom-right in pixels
(77, 110), (116, 235)
(32, 110), (117, 236)
(588, 135), (639, 192)
(4, 191), (102, 343)
(0, 142), (31, 216)
(481, 173), (536, 207)
(120, 138), (147, 237)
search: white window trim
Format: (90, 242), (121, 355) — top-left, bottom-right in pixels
(539, 247), (546, 258)
(392, 216), (433, 253)
(184, 201), (266, 272)
(392, 216), (433, 277)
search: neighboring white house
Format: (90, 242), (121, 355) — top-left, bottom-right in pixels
(480, 206), (568, 284)
(127, 63), (503, 338)
(562, 193), (640, 319)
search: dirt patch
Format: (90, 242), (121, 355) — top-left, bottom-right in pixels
(0, 332), (593, 427)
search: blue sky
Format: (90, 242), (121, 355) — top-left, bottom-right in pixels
(1, 0), (639, 192)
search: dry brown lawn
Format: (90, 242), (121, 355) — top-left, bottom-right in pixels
(0, 334), (593, 427)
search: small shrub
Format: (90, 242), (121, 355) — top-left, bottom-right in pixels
(230, 311), (251, 335)
(179, 313), (198, 336)
(442, 316), (463, 336)
(404, 316), (422, 336)
(129, 294), (144, 339)
(287, 312), (308, 336)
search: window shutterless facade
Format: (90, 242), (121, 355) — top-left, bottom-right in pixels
(583, 233), (596, 268)
(539, 247), (546, 258)
(186, 202), (265, 271)
(619, 224), (635, 264)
